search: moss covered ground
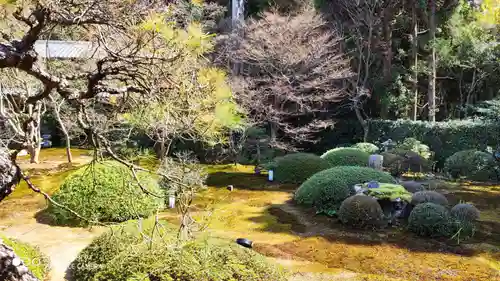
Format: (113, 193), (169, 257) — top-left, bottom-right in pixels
(0, 150), (498, 280)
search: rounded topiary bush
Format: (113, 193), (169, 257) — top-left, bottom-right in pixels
(351, 142), (379, 154)
(70, 220), (287, 281)
(444, 150), (498, 181)
(320, 148), (370, 167)
(451, 203), (480, 221)
(408, 202), (452, 237)
(294, 166), (396, 215)
(338, 195), (386, 228)
(411, 191), (449, 207)
(47, 161), (163, 225)
(271, 153), (331, 184)
(400, 180), (424, 193)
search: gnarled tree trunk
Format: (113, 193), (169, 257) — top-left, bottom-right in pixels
(0, 240), (39, 281)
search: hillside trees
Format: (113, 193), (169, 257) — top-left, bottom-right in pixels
(217, 8), (353, 149)
(317, 0), (498, 122)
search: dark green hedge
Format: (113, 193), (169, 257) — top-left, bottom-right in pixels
(315, 118), (500, 165)
(367, 119), (500, 164)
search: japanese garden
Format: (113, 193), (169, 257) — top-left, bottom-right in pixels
(0, 0), (498, 280)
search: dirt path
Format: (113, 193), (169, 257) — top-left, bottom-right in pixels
(0, 150), (97, 281)
(0, 218), (104, 281)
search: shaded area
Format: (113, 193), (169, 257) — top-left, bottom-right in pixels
(206, 171), (297, 191)
(204, 170), (499, 280)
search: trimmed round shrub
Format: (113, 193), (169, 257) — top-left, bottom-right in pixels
(444, 149), (498, 181)
(47, 161), (163, 225)
(271, 153), (331, 184)
(451, 219), (477, 241)
(338, 195), (386, 228)
(1, 235), (50, 280)
(408, 203), (453, 237)
(400, 180), (424, 193)
(295, 166), (396, 215)
(351, 142), (379, 154)
(69, 218), (170, 279)
(70, 219), (287, 281)
(321, 148), (370, 167)
(451, 203), (480, 221)
(411, 191), (449, 206)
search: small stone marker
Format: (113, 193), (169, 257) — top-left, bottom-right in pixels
(168, 195), (175, 209)
(268, 170), (274, 182)
(368, 154), (384, 170)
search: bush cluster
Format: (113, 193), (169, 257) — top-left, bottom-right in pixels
(395, 138), (432, 159)
(338, 195), (386, 228)
(294, 166), (395, 215)
(444, 149), (498, 181)
(315, 118), (500, 166)
(47, 161), (163, 226)
(70, 219), (287, 281)
(321, 148), (370, 167)
(368, 118), (500, 164)
(269, 153), (331, 184)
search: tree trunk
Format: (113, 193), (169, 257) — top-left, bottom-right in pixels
(381, 3), (395, 119)
(0, 240), (39, 281)
(355, 106), (369, 142)
(428, 0), (437, 122)
(0, 148), (21, 202)
(411, 1), (419, 121)
(50, 96), (72, 163)
(65, 142), (73, 163)
(26, 104), (42, 164)
(28, 144), (40, 164)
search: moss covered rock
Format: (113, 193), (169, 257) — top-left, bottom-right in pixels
(47, 161), (163, 226)
(294, 166), (395, 215)
(364, 183), (412, 203)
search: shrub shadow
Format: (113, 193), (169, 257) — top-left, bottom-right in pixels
(248, 199), (499, 256)
(34, 208), (84, 228)
(206, 171), (297, 191)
